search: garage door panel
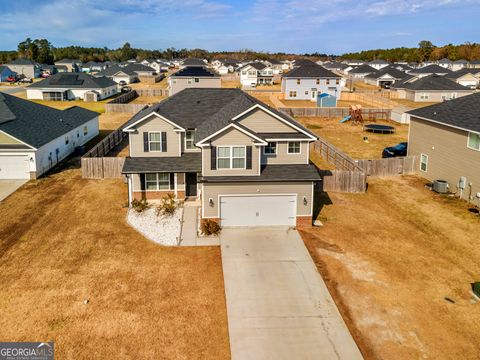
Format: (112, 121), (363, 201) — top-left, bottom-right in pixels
(220, 195), (296, 227)
(0, 155), (30, 179)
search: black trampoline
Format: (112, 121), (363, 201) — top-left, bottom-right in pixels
(364, 124), (395, 134)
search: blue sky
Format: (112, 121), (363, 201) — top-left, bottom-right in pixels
(0, 0), (479, 54)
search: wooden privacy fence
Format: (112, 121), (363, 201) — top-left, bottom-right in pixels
(135, 88), (170, 97)
(279, 107), (391, 120)
(138, 74), (164, 84)
(321, 170), (367, 193)
(105, 103), (147, 113)
(108, 90), (138, 104)
(355, 157), (416, 177)
(340, 92), (397, 108)
(313, 139), (363, 172)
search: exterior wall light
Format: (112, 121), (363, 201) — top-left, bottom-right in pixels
(303, 196), (308, 206)
(209, 198), (214, 207)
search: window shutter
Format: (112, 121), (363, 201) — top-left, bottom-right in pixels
(169, 173), (175, 190)
(211, 146), (216, 170)
(140, 174), (146, 191)
(161, 132), (167, 152)
(246, 146), (252, 169)
(143, 133), (149, 152)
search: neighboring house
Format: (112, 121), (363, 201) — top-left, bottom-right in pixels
(322, 61), (349, 73)
(55, 65), (68, 73)
(4, 58), (40, 79)
(263, 59), (284, 74)
(364, 66), (409, 87)
(238, 63), (274, 86)
(168, 66), (221, 95)
(392, 74), (473, 102)
(0, 92), (99, 179)
(282, 63), (343, 100)
(469, 60), (480, 69)
(95, 63), (156, 84)
(211, 58), (237, 74)
(140, 59), (162, 73)
(452, 60), (469, 72)
(446, 68), (480, 89)
(344, 59), (365, 66)
(437, 58), (453, 69)
(54, 59), (81, 72)
(368, 59), (390, 70)
(26, 72), (118, 102)
(0, 66), (16, 81)
(81, 61), (106, 73)
(181, 58), (207, 68)
(39, 64), (56, 77)
(406, 92), (480, 204)
(348, 64), (377, 79)
(121, 88), (320, 227)
(409, 64), (452, 78)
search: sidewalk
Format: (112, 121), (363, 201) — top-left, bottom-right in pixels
(180, 204), (220, 246)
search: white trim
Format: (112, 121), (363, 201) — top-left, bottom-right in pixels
(123, 112), (185, 132)
(467, 131), (480, 151)
(216, 145), (247, 170)
(309, 182), (314, 216)
(230, 104), (317, 140)
(265, 138), (313, 142)
(174, 172), (178, 197)
(147, 131), (163, 152)
(195, 123), (267, 146)
(0, 130), (37, 150)
(127, 175), (133, 205)
(185, 129), (197, 151)
(287, 141), (302, 154)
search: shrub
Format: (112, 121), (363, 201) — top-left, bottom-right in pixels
(200, 219), (221, 236)
(131, 199), (150, 213)
(156, 193), (177, 217)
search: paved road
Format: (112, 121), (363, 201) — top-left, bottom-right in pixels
(220, 227), (363, 360)
(0, 180), (27, 201)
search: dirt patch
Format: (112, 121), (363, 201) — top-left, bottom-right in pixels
(301, 176), (480, 360)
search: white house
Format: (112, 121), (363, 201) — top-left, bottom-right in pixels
(452, 60), (469, 72)
(238, 63), (274, 86)
(282, 63), (344, 101)
(368, 59), (390, 70)
(26, 72), (118, 101)
(0, 92), (99, 179)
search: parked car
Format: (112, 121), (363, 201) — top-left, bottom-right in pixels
(382, 142), (407, 158)
(121, 86), (132, 93)
(118, 80), (127, 86)
(18, 78), (32, 83)
(6, 76), (17, 83)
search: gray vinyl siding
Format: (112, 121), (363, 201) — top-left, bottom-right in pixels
(408, 117), (480, 203)
(202, 181), (313, 218)
(129, 114), (181, 157)
(403, 89), (473, 102)
(261, 141), (309, 164)
(238, 108), (297, 133)
(202, 127), (260, 176)
(169, 77), (221, 95)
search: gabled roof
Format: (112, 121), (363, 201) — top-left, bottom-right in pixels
(349, 64), (377, 74)
(122, 88), (317, 142)
(239, 62), (267, 71)
(0, 66), (13, 74)
(0, 93), (98, 148)
(365, 66), (408, 80)
(407, 92), (480, 133)
(368, 59), (389, 64)
(6, 58), (37, 66)
(438, 58), (452, 64)
(283, 64), (340, 78)
(170, 66), (219, 78)
(55, 58), (81, 64)
(392, 74), (470, 91)
(411, 64), (452, 74)
(453, 59), (469, 64)
(182, 58), (206, 67)
(322, 61), (348, 70)
(446, 68), (480, 79)
(28, 72), (116, 89)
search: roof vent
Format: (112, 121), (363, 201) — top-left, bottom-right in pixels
(196, 100), (201, 104)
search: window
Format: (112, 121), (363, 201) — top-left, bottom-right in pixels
(288, 141), (301, 154)
(195, 78), (199, 83)
(305, 90), (309, 95)
(468, 132), (480, 151)
(148, 132), (162, 152)
(296, 79), (301, 84)
(242, 71), (247, 75)
(185, 130), (196, 150)
(420, 93), (429, 100)
(145, 173), (170, 190)
(336, 79), (340, 85)
(264, 142), (277, 155)
(187, 78), (192, 84)
(65, 136), (69, 145)
(326, 79), (330, 85)
(217, 146), (246, 169)
(83, 126), (88, 136)
(316, 78), (320, 85)
(420, 154), (428, 172)
(289, 91), (297, 98)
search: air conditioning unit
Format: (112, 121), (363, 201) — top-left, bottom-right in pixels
(432, 180), (449, 194)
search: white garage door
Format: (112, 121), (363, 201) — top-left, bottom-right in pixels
(0, 155), (30, 179)
(220, 195), (296, 227)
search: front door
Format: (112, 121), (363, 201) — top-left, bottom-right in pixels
(185, 172), (197, 197)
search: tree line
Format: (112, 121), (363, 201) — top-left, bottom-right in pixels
(341, 41), (480, 62)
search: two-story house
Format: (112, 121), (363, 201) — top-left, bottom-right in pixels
(168, 67), (221, 95)
(4, 58), (41, 79)
(282, 63), (343, 101)
(121, 88), (320, 227)
(238, 63), (274, 86)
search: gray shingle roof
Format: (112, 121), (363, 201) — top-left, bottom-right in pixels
(0, 93), (98, 148)
(182, 58), (206, 67)
(446, 68), (480, 79)
(199, 164), (321, 182)
(411, 64), (452, 74)
(365, 66), (408, 80)
(95, 63), (155, 77)
(349, 64), (376, 74)
(171, 66), (219, 78)
(392, 74), (470, 91)
(122, 153), (202, 173)
(27, 72), (116, 89)
(6, 58), (37, 65)
(407, 92), (480, 133)
(283, 64), (340, 78)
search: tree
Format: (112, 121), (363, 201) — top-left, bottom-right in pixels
(120, 42), (136, 61)
(417, 40), (435, 61)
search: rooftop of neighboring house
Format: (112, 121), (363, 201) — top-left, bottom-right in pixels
(182, 58), (207, 67)
(407, 92), (480, 133)
(348, 64), (377, 74)
(122, 88), (316, 142)
(392, 74), (470, 91)
(238, 62), (268, 71)
(95, 63), (155, 77)
(283, 63), (340, 78)
(0, 65), (12, 73)
(438, 58), (453, 64)
(368, 59), (390, 64)
(446, 68), (480, 79)
(322, 61), (349, 70)
(28, 72), (117, 89)
(410, 64), (452, 74)
(54, 58), (81, 64)
(0, 92), (98, 148)
(170, 66), (219, 78)
(5, 58), (37, 66)
(453, 59), (469, 64)
(365, 66), (409, 80)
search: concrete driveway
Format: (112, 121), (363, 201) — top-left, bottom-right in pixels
(220, 227), (363, 360)
(0, 180), (27, 201)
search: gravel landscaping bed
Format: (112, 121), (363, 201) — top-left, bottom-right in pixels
(127, 207), (183, 246)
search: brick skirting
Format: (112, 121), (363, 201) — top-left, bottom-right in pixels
(296, 216), (313, 228)
(133, 190), (175, 200)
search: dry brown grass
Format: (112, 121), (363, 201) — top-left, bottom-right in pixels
(221, 79), (241, 88)
(130, 77), (169, 89)
(297, 116), (408, 159)
(246, 92), (276, 107)
(0, 114), (230, 359)
(351, 80), (380, 91)
(301, 176), (480, 360)
(392, 98), (440, 109)
(130, 95), (166, 104)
